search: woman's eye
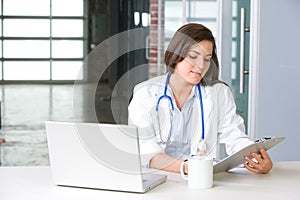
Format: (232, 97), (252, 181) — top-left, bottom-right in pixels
(188, 54), (197, 59)
(204, 58), (211, 62)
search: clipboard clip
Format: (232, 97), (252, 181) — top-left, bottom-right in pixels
(255, 137), (273, 143)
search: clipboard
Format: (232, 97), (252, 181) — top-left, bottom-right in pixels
(213, 137), (285, 174)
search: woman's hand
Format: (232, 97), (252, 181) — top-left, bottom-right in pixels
(244, 148), (273, 174)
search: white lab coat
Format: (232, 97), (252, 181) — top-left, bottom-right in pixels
(128, 74), (253, 167)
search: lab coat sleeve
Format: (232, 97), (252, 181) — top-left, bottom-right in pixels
(128, 84), (164, 167)
(217, 84), (254, 156)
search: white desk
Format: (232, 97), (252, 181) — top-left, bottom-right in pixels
(1, 161), (300, 200)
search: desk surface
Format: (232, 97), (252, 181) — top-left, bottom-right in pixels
(1, 161), (300, 200)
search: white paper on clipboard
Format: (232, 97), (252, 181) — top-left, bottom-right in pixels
(213, 137), (285, 174)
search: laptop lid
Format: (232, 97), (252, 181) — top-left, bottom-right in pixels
(45, 121), (166, 193)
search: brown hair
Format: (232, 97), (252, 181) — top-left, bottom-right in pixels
(164, 23), (220, 85)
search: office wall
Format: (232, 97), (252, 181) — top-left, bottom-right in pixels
(253, 0), (300, 161)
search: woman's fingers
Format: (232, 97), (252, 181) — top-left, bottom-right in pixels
(244, 149), (273, 174)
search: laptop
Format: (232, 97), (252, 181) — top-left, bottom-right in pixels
(45, 121), (167, 193)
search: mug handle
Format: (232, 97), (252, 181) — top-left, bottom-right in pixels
(180, 162), (188, 180)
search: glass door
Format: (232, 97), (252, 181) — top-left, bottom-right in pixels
(230, 0), (251, 130)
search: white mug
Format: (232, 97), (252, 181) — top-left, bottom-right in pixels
(180, 156), (213, 189)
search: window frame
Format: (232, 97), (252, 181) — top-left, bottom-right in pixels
(0, 0), (87, 83)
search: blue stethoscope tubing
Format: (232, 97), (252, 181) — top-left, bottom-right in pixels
(155, 73), (205, 144)
(156, 73), (174, 112)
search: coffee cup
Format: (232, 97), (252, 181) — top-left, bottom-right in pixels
(180, 156), (213, 189)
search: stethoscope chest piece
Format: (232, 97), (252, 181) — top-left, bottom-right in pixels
(197, 140), (207, 153)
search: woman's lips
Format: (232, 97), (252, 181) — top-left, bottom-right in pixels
(191, 71), (202, 76)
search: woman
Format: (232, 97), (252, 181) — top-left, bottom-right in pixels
(128, 23), (272, 174)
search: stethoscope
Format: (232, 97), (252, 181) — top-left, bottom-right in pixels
(155, 73), (206, 152)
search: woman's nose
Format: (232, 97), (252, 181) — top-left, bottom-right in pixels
(195, 58), (205, 70)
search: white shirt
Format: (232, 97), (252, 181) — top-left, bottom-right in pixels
(128, 74), (253, 167)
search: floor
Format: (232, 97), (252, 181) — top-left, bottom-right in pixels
(0, 83), (120, 166)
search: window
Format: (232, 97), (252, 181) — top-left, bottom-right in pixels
(0, 0), (86, 81)
(155, 0), (219, 74)
(164, 0), (218, 45)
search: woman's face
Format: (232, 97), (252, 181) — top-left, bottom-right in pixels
(174, 40), (213, 85)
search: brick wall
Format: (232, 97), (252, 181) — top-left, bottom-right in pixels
(149, 0), (165, 78)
